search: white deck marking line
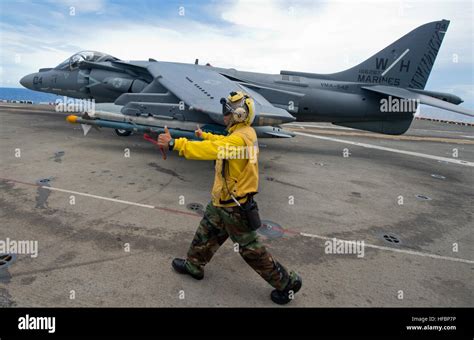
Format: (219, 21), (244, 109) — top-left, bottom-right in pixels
(294, 131), (474, 167)
(47, 185), (474, 264)
(286, 123), (354, 130)
(381, 48), (410, 76)
(46, 186), (474, 264)
(6, 178), (472, 264)
(299, 233), (474, 264)
(412, 129), (465, 134)
(46, 186), (156, 209)
(43, 185), (200, 217)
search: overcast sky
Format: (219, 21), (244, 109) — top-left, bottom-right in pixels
(0, 0), (472, 117)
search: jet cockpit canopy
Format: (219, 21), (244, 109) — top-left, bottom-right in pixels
(55, 51), (118, 70)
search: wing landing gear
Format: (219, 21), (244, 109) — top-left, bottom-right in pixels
(115, 129), (132, 137)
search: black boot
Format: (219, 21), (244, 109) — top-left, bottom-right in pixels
(172, 258), (204, 280)
(271, 272), (302, 305)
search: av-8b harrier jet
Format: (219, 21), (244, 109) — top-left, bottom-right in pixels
(20, 19), (473, 139)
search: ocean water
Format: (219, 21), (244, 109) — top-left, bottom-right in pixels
(0, 87), (63, 104)
(0, 87), (472, 124)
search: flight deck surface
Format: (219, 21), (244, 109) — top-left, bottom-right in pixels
(1, 104), (472, 307)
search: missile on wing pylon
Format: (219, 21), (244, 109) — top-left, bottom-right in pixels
(65, 111), (295, 139)
(66, 114), (200, 139)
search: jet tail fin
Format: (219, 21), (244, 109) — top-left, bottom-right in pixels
(318, 20), (450, 89)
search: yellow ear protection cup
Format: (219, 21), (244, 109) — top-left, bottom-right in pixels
(243, 96), (255, 125)
(225, 91), (255, 125)
(233, 107), (247, 123)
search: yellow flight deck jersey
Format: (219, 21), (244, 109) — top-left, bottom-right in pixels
(173, 122), (259, 207)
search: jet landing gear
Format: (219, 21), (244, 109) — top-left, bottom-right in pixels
(115, 129), (132, 137)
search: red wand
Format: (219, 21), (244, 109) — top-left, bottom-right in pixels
(143, 133), (167, 160)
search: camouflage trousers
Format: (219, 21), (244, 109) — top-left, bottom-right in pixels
(185, 202), (291, 290)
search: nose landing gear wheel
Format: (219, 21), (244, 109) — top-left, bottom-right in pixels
(115, 129), (132, 137)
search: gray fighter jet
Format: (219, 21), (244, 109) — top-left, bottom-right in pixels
(20, 19), (473, 139)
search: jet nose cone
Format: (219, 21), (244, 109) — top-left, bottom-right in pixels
(20, 74), (34, 89)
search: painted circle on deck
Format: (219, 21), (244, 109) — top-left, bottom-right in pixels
(257, 220), (285, 239)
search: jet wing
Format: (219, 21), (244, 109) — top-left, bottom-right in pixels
(146, 62), (295, 124)
(362, 85), (474, 117)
